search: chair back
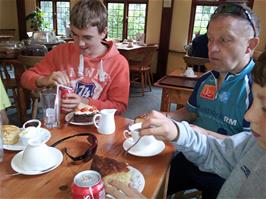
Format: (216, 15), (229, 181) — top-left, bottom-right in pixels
(0, 59), (27, 124)
(183, 55), (209, 67)
(129, 46), (157, 67)
(18, 55), (44, 69)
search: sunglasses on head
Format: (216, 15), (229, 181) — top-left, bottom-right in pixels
(214, 3), (256, 37)
(51, 133), (98, 162)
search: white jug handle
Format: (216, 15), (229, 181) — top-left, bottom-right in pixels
(93, 114), (101, 128)
(123, 130), (132, 140)
(22, 119), (41, 129)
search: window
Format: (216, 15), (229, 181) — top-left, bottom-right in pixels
(188, 0), (254, 42)
(37, 0), (70, 35)
(104, 0), (148, 41)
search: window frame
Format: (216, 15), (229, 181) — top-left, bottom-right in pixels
(104, 0), (148, 41)
(36, 0), (70, 35)
(187, 0), (254, 43)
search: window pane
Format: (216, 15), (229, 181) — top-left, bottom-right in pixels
(107, 3), (124, 40)
(56, 2), (70, 35)
(192, 5), (217, 38)
(40, 1), (53, 31)
(128, 3), (146, 40)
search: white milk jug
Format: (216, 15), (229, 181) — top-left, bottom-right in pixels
(93, 109), (117, 134)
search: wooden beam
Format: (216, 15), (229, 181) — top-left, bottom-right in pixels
(16, 0), (27, 40)
(155, 0), (174, 80)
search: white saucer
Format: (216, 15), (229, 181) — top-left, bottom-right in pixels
(128, 166), (145, 192)
(123, 138), (165, 157)
(65, 112), (93, 126)
(3, 128), (51, 151)
(182, 73), (197, 78)
(11, 147), (63, 175)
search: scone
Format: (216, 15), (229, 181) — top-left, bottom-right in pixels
(2, 125), (20, 145)
(91, 155), (131, 186)
(73, 103), (98, 123)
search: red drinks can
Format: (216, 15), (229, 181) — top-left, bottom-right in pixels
(71, 170), (105, 199)
(60, 87), (74, 99)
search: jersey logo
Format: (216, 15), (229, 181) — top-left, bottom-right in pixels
(200, 85), (216, 100)
(75, 81), (96, 98)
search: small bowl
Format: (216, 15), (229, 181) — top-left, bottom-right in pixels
(22, 139), (56, 171)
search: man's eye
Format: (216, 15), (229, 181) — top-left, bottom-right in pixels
(262, 107), (266, 112)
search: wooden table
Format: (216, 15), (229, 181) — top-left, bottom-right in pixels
(0, 116), (175, 198)
(154, 69), (201, 112)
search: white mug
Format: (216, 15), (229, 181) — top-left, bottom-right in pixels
(124, 123), (156, 149)
(93, 109), (117, 134)
(20, 119), (42, 145)
(184, 67), (195, 77)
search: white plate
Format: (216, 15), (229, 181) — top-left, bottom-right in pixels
(128, 166), (145, 192)
(3, 128), (51, 151)
(106, 166), (145, 199)
(65, 112), (93, 126)
(123, 138), (165, 157)
(11, 147), (63, 175)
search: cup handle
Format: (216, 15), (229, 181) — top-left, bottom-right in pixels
(22, 119), (41, 129)
(93, 114), (101, 128)
(123, 130), (132, 140)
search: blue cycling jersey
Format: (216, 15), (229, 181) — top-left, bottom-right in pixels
(187, 59), (254, 135)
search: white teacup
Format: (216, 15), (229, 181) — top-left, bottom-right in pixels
(20, 119), (41, 145)
(22, 139), (56, 171)
(124, 123), (156, 150)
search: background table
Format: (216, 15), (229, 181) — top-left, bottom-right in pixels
(154, 69), (201, 112)
(0, 116), (175, 199)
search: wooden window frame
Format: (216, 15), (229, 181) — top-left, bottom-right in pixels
(36, 0), (70, 35)
(104, 0), (148, 40)
(187, 0), (254, 43)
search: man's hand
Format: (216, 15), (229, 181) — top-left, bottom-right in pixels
(36, 71), (70, 87)
(140, 110), (179, 141)
(105, 180), (146, 199)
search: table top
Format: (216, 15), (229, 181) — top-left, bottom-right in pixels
(154, 69), (201, 90)
(1, 115), (175, 198)
(116, 42), (144, 51)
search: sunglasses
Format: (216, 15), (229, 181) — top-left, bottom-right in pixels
(51, 133), (98, 162)
(214, 3), (256, 37)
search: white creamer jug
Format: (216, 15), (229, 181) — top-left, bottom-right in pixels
(93, 109), (117, 134)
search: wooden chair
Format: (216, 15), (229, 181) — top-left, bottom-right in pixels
(128, 46), (157, 96)
(0, 59), (27, 124)
(183, 55), (210, 72)
(18, 55), (44, 119)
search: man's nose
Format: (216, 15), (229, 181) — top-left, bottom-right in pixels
(208, 41), (219, 53)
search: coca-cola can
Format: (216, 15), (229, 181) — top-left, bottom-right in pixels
(60, 87), (74, 99)
(71, 170), (105, 199)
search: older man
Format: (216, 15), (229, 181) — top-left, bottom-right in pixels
(167, 3), (260, 198)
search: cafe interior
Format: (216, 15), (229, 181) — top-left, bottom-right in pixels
(0, 0), (266, 198)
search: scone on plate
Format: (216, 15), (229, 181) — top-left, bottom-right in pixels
(2, 125), (20, 145)
(91, 155), (131, 186)
(73, 103), (98, 123)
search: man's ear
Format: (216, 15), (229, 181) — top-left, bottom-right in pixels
(246, 37), (260, 54)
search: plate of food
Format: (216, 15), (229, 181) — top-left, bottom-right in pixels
(91, 155), (145, 192)
(2, 125), (51, 151)
(65, 103), (98, 125)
